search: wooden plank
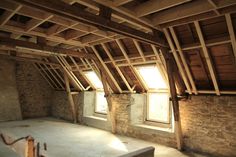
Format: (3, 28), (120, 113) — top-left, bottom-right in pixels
(163, 28), (192, 94)
(225, 13), (236, 63)
(152, 0), (213, 25)
(134, 0), (191, 17)
(113, 0), (133, 6)
(169, 27), (198, 95)
(194, 21), (220, 95)
(11, 0), (167, 47)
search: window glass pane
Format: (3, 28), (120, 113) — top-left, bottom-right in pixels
(147, 93), (169, 123)
(136, 66), (167, 89)
(84, 71), (103, 89)
(95, 92), (108, 114)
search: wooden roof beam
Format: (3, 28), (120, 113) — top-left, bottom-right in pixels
(225, 13), (236, 64)
(0, 0), (116, 41)
(194, 21), (220, 95)
(163, 28), (192, 94)
(169, 27), (198, 95)
(11, 0), (166, 47)
(101, 43), (133, 92)
(116, 39), (147, 91)
(91, 46), (123, 93)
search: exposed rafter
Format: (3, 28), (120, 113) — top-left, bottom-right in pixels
(194, 21), (220, 95)
(163, 28), (192, 94)
(225, 13), (236, 63)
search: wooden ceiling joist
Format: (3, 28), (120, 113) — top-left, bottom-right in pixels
(10, 0), (166, 47)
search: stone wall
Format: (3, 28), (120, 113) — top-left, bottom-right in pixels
(51, 91), (81, 122)
(111, 94), (176, 147)
(49, 90), (236, 157)
(180, 96), (236, 157)
(16, 62), (53, 118)
(0, 58), (22, 121)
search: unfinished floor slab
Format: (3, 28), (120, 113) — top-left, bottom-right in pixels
(0, 118), (209, 157)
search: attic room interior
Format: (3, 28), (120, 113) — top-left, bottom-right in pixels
(0, 0), (236, 157)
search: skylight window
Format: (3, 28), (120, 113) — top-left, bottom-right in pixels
(84, 71), (103, 89)
(135, 65), (167, 90)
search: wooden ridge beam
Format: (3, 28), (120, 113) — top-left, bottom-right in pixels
(194, 21), (220, 95)
(10, 0), (167, 47)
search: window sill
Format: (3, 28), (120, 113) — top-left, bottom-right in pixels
(84, 115), (107, 121)
(135, 124), (174, 133)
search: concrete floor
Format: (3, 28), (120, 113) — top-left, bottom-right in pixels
(0, 118), (210, 157)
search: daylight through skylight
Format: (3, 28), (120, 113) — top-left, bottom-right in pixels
(84, 71), (103, 89)
(136, 65), (167, 89)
